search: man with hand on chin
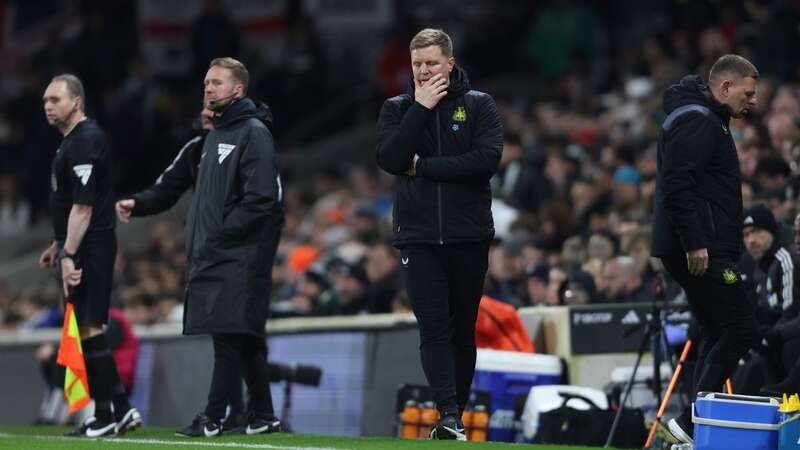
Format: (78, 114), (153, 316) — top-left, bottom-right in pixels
(376, 28), (503, 441)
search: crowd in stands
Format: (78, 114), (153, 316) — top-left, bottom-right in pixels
(1, 0), (800, 330)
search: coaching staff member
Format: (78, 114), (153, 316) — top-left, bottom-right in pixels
(651, 55), (759, 445)
(376, 28), (502, 440)
(39, 74), (140, 437)
(117, 109), (248, 432)
(124, 58), (283, 437)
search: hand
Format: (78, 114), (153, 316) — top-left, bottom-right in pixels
(61, 256), (82, 297)
(405, 154), (420, 176)
(414, 74), (448, 109)
(35, 343), (55, 361)
(39, 241), (58, 269)
(686, 248), (708, 276)
(116, 199), (135, 223)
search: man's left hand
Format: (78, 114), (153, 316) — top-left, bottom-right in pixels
(405, 154), (420, 176)
(61, 257), (82, 297)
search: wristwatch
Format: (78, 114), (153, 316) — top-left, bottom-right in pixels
(58, 247), (77, 261)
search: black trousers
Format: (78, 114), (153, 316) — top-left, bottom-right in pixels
(401, 240), (490, 417)
(661, 254), (758, 404)
(205, 333), (275, 421)
(61, 230), (116, 326)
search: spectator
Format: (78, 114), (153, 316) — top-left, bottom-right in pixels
(600, 256), (649, 303)
(274, 264), (339, 317)
(524, 264), (550, 306)
(364, 242), (401, 314)
(545, 266), (568, 306)
(587, 231), (618, 262)
(329, 261), (369, 315)
(559, 269), (598, 305)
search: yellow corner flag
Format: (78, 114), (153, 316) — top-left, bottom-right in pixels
(56, 303), (91, 413)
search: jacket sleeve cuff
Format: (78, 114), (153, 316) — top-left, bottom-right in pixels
(680, 234), (708, 252)
(129, 194), (144, 216)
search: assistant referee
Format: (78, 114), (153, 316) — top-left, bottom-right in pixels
(39, 74), (140, 437)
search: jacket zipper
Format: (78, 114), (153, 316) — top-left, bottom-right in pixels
(436, 110), (443, 245)
(706, 201), (717, 238)
(185, 138), (213, 287)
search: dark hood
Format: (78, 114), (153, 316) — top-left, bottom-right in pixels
(405, 64), (471, 99)
(662, 75), (731, 121)
(212, 97), (274, 130)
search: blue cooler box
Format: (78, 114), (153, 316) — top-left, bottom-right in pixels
(693, 393), (780, 450)
(472, 349), (561, 442)
(779, 413), (800, 450)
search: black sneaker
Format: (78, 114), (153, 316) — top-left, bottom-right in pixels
(65, 417), (118, 438)
(244, 413), (282, 435)
(221, 411), (248, 435)
(667, 415), (693, 444)
(430, 415), (467, 441)
(175, 413), (221, 437)
(116, 407), (142, 435)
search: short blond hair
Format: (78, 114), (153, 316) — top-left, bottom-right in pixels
(209, 57), (249, 94)
(409, 28), (453, 57)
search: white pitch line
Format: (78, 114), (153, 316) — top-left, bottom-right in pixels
(0, 432), (343, 450)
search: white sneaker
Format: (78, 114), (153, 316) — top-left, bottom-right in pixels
(671, 444), (694, 450)
(667, 417), (693, 444)
(116, 407), (142, 434)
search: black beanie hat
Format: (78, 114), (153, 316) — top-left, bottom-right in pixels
(743, 203), (777, 235)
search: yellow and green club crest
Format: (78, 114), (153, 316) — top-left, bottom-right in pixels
(722, 268), (738, 284)
(452, 106), (467, 122)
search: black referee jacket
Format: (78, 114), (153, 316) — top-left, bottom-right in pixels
(182, 98), (284, 336)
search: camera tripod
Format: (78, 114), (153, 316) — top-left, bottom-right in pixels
(605, 275), (685, 448)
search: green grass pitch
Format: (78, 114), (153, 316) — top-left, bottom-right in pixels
(0, 426), (623, 449)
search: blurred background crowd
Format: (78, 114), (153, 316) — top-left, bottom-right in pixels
(1, 0), (799, 331)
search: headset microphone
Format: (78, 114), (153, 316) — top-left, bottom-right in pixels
(207, 93), (238, 109)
